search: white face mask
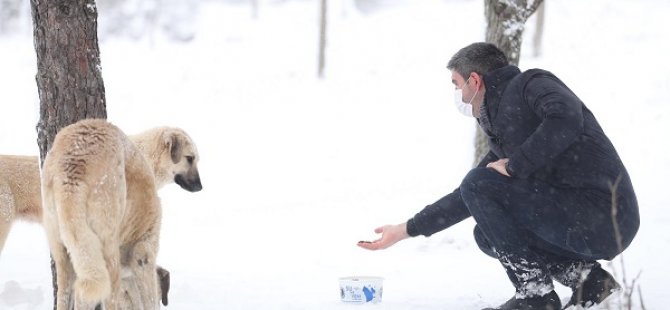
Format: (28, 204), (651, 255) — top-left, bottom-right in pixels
(453, 88), (474, 117)
(453, 77), (478, 118)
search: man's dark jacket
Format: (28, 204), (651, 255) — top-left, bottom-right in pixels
(406, 65), (639, 259)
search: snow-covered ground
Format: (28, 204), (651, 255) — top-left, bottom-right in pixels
(1, 0), (668, 309)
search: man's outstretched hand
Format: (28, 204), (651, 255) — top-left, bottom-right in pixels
(357, 223), (410, 251)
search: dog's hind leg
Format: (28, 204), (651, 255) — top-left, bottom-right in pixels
(49, 240), (76, 310)
(0, 182), (15, 256)
(43, 194), (76, 310)
(0, 220), (12, 257)
(54, 189), (111, 307)
(101, 236), (122, 309)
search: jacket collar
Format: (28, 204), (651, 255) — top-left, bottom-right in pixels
(479, 65), (521, 133)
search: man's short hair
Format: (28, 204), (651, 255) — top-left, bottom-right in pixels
(447, 42), (509, 80)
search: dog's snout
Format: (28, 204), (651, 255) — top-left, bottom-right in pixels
(190, 178), (203, 192)
(175, 174), (202, 192)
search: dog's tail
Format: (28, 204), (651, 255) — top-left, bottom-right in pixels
(53, 182), (112, 303)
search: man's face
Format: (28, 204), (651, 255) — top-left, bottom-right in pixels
(450, 70), (484, 118)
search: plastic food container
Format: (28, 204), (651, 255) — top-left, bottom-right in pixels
(339, 276), (383, 304)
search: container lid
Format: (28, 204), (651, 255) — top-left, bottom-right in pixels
(339, 276), (384, 282)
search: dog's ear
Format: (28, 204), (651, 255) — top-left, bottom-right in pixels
(163, 131), (183, 164)
(157, 266), (170, 306)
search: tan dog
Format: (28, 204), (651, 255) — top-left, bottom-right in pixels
(0, 155), (41, 253)
(41, 119), (201, 309)
(0, 128), (202, 255)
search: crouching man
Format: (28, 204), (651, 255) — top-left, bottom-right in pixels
(358, 42), (639, 310)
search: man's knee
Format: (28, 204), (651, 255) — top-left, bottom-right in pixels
(473, 225), (497, 258)
(460, 167), (501, 197)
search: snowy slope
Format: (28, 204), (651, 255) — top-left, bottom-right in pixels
(0, 0), (669, 309)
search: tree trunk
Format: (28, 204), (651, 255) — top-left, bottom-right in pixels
(533, 1), (545, 58)
(251, 0), (259, 19)
(32, 0), (107, 165)
(30, 0), (107, 308)
(474, 0), (544, 166)
(317, 0), (327, 78)
(484, 0), (543, 66)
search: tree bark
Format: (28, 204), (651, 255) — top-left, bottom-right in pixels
(533, 1), (545, 58)
(317, 0), (327, 78)
(32, 0), (107, 165)
(251, 0), (259, 19)
(484, 0), (543, 65)
(30, 0), (107, 308)
(474, 0), (544, 166)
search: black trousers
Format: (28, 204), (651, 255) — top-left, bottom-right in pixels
(459, 167), (636, 294)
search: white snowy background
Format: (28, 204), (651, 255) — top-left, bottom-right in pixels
(0, 0), (668, 309)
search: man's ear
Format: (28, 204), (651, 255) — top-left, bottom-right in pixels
(471, 72), (483, 89)
(164, 132), (183, 164)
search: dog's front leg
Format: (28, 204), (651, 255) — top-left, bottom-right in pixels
(117, 266), (142, 310)
(129, 239), (160, 310)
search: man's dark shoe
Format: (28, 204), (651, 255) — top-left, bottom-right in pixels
(563, 266), (620, 309)
(483, 290), (561, 310)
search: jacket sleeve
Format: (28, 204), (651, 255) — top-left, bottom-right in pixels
(406, 151), (498, 237)
(506, 76), (584, 179)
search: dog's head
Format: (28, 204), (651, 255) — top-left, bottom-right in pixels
(160, 128), (203, 192)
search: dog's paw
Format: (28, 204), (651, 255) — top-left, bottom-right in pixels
(137, 256), (149, 267)
(131, 241), (156, 268)
(75, 273), (111, 303)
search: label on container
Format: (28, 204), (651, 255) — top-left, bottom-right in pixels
(339, 277), (383, 303)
